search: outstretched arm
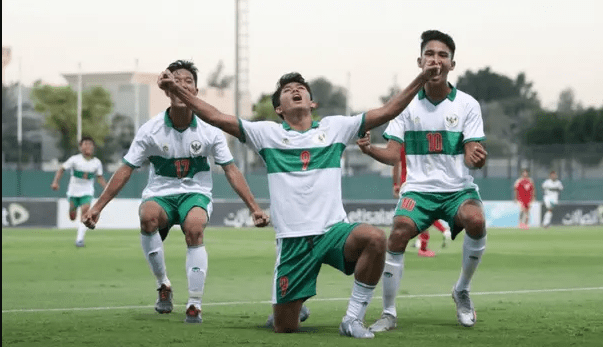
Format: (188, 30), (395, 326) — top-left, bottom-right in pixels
(82, 164), (134, 229)
(363, 64), (440, 131)
(157, 70), (241, 138)
(222, 163), (269, 227)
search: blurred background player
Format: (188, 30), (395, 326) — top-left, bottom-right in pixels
(82, 60), (269, 324)
(359, 132), (451, 257)
(514, 169), (535, 229)
(355, 30), (488, 331)
(51, 136), (106, 247)
(541, 170), (563, 228)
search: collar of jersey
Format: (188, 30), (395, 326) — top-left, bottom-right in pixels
(282, 120), (319, 132)
(418, 83), (457, 105)
(164, 108), (198, 131)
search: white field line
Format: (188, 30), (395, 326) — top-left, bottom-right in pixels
(3, 287), (602, 314)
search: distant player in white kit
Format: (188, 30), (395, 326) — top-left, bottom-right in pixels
(51, 136), (107, 247)
(82, 60), (269, 324)
(542, 170), (563, 228)
(158, 61), (440, 338)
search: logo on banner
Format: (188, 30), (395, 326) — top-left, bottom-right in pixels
(2, 203), (30, 227)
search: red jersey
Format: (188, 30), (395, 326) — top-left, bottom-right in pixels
(514, 177), (535, 202)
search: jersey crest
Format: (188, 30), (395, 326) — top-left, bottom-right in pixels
(190, 141), (203, 156)
(445, 114), (459, 128)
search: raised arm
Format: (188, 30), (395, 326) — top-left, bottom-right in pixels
(158, 70), (241, 138)
(82, 164), (134, 229)
(363, 64), (440, 131)
(222, 163), (269, 227)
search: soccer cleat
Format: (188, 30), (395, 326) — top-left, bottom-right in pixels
(368, 312), (397, 332)
(442, 230), (452, 248)
(339, 317), (374, 339)
(75, 240), (85, 247)
(184, 304), (202, 323)
(413, 239), (421, 248)
(418, 249), (436, 257)
(264, 305), (310, 328)
(154, 284), (173, 314)
(452, 288), (476, 327)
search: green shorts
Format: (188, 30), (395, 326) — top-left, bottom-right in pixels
(395, 188), (481, 240)
(141, 193), (211, 241)
(273, 222), (359, 304)
(69, 195), (93, 210)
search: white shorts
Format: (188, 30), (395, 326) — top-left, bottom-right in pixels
(543, 196), (558, 210)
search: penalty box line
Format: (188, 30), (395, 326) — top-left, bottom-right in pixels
(3, 286), (602, 313)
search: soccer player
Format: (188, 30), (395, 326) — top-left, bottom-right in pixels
(82, 60), (269, 324)
(51, 136), (107, 247)
(355, 30), (488, 331)
(541, 170), (563, 228)
(514, 168), (535, 229)
(157, 62), (440, 338)
(358, 133), (451, 256)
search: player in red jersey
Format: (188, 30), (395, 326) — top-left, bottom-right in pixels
(513, 169), (535, 229)
(362, 133), (451, 257)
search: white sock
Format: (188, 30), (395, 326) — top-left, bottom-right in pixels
(186, 244), (208, 308)
(140, 231), (170, 288)
(76, 222), (87, 242)
(543, 211), (552, 226)
(455, 234), (486, 292)
(382, 251), (404, 317)
(344, 280), (376, 321)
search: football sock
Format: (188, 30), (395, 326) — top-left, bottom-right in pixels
(420, 232), (430, 251)
(543, 211), (552, 226)
(186, 244), (207, 308)
(382, 251), (404, 317)
(345, 280), (376, 321)
(76, 222), (87, 243)
(140, 230), (170, 288)
(455, 234), (486, 292)
(432, 220), (446, 233)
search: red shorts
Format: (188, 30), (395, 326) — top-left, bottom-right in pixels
(518, 200), (531, 210)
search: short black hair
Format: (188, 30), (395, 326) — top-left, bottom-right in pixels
(167, 60), (198, 87)
(420, 30), (456, 59)
(271, 72), (313, 110)
(79, 136), (95, 146)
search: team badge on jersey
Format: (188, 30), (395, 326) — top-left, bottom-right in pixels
(445, 114), (459, 128)
(282, 138), (290, 145)
(190, 141), (202, 156)
(162, 144), (169, 153)
(313, 131), (327, 144)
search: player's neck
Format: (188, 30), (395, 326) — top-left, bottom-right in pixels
(169, 107), (193, 130)
(283, 111), (313, 131)
(424, 81), (451, 102)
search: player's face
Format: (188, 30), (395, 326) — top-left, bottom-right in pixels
(550, 172), (557, 180)
(276, 82), (315, 117)
(418, 40), (455, 83)
(167, 69), (198, 107)
(521, 170), (529, 178)
(79, 140), (95, 157)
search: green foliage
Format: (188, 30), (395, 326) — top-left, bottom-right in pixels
(308, 77), (347, 117)
(252, 94), (320, 122)
(31, 81), (113, 161)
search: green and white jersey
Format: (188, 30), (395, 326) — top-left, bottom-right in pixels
(542, 179), (563, 201)
(384, 85), (485, 193)
(238, 114), (365, 239)
(62, 154), (103, 198)
(123, 110), (234, 204)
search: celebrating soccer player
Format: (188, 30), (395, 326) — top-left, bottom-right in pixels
(51, 136), (107, 247)
(157, 60), (439, 338)
(82, 60), (269, 324)
(355, 30), (488, 331)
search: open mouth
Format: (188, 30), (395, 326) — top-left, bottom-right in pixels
(292, 94), (302, 101)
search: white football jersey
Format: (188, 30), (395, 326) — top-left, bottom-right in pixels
(123, 110), (234, 211)
(542, 178), (563, 201)
(62, 154), (103, 198)
(239, 114), (365, 239)
(383, 85), (485, 193)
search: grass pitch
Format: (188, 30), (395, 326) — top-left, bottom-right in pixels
(2, 225), (602, 346)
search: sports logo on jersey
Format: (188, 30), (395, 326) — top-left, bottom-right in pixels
(282, 138), (290, 145)
(190, 141), (202, 156)
(313, 131), (327, 144)
(162, 144), (169, 153)
(414, 117), (421, 124)
(445, 114), (459, 128)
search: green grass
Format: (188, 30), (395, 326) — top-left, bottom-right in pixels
(2, 226), (603, 346)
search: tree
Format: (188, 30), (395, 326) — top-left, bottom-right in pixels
(31, 81), (113, 161)
(207, 60), (234, 90)
(97, 113), (135, 164)
(2, 83), (41, 163)
(308, 77), (347, 117)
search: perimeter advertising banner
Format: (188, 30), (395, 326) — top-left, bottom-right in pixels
(1, 198), (58, 228)
(541, 202), (603, 226)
